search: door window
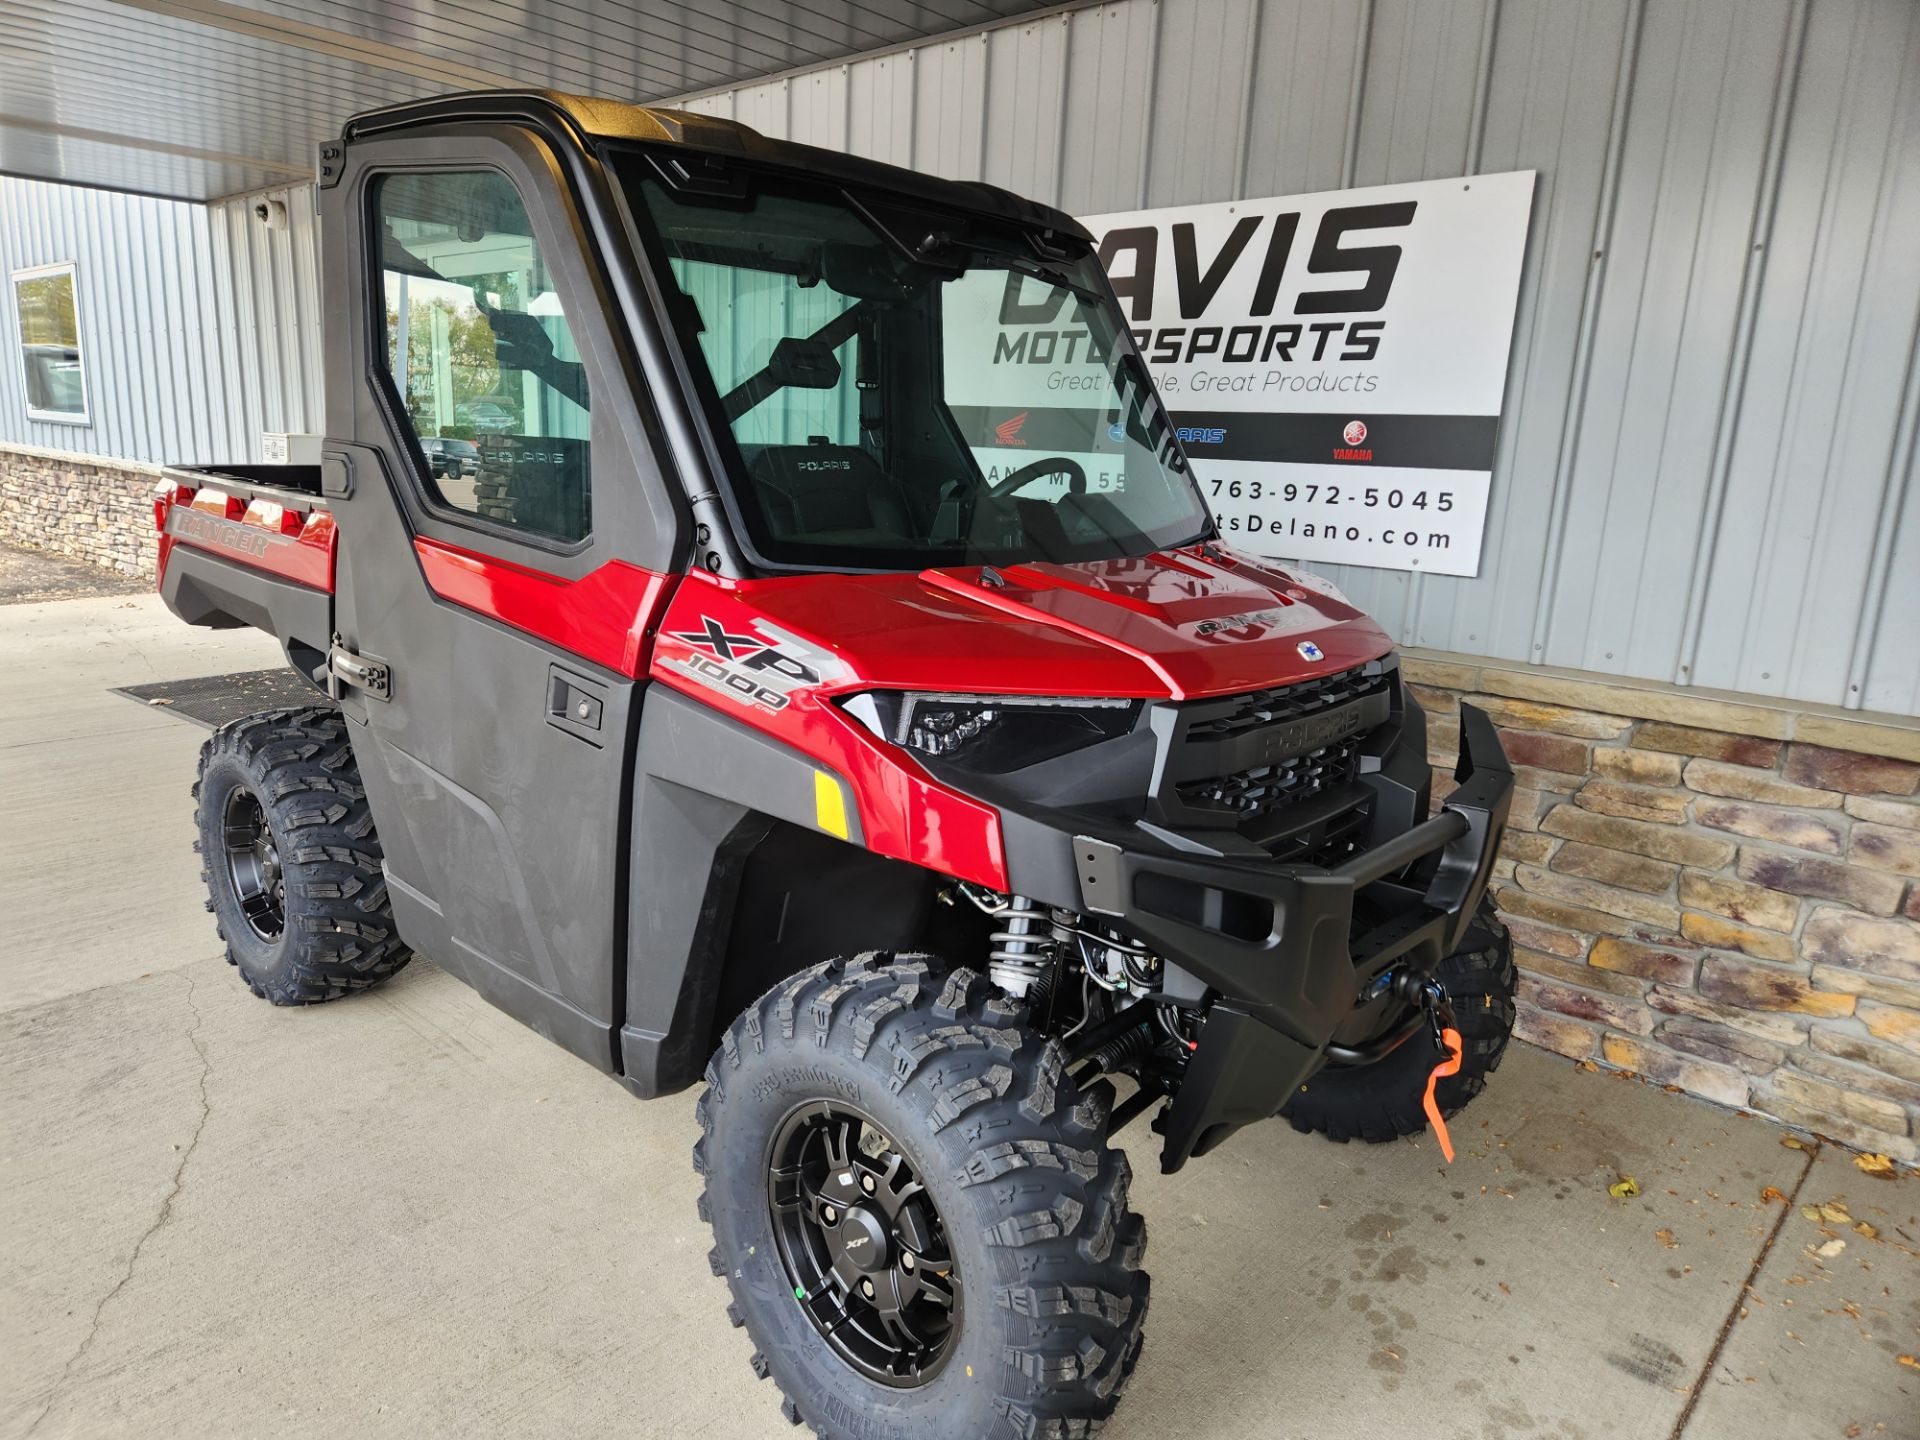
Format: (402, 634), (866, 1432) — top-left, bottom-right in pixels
(373, 170), (592, 543)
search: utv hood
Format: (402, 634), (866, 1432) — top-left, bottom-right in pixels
(723, 545), (1395, 701)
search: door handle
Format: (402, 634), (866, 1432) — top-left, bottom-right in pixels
(547, 664), (607, 746)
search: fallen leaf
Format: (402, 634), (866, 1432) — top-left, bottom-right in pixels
(1820, 1201), (1852, 1225)
(1898, 1354), (1918, 1370)
(1781, 1134), (1807, 1151)
(1609, 1176), (1640, 1199)
(1811, 1238), (1846, 1259)
(1655, 1228), (1679, 1250)
(1801, 1205), (1823, 1222)
(148, 697), (173, 706)
(1759, 1187), (1785, 1204)
(1855, 1222), (1878, 1240)
(1854, 1153), (1895, 1178)
(1576, 1059), (1598, 1072)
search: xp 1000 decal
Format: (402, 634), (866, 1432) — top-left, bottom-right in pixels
(660, 615), (848, 714)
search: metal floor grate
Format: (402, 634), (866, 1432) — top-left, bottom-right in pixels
(113, 668), (326, 731)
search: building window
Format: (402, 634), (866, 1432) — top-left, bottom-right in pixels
(12, 263), (89, 424)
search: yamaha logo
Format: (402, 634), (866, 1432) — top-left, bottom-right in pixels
(1343, 420), (1368, 446)
(1297, 640), (1325, 662)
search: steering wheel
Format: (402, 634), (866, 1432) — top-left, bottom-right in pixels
(985, 455), (1087, 500)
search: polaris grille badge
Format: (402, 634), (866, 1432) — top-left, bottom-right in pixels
(1297, 640), (1325, 662)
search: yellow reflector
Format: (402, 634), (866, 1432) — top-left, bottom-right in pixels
(814, 771), (849, 840)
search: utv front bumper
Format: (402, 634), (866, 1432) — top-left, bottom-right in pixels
(996, 703), (1513, 1173)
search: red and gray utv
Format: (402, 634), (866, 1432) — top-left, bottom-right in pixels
(154, 90), (1515, 1438)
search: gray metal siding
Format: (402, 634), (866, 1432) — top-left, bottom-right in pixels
(0, 177), (321, 467)
(2, 0), (1065, 200)
(671, 0), (1919, 715)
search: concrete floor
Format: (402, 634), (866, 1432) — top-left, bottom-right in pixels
(2, 593), (1915, 1440)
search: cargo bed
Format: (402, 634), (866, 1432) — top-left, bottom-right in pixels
(154, 464), (336, 690)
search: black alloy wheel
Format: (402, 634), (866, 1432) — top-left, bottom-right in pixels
(221, 786), (285, 941)
(696, 957), (1149, 1438)
(766, 1101), (961, 1387)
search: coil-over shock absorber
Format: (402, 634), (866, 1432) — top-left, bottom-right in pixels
(955, 885), (1062, 997)
(983, 892), (1053, 996)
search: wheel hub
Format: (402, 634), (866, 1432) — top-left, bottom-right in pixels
(831, 1204), (891, 1274)
(221, 787), (286, 942)
(766, 1101), (962, 1388)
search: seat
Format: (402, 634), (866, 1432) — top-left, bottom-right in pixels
(745, 445), (914, 542)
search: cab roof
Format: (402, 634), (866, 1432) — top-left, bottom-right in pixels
(337, 88), (1090, 244)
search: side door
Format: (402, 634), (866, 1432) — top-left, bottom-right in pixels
(321, 127), (683, 1069)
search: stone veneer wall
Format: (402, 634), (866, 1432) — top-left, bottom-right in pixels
(1405, 655), (1920, 1163)
(0, 446), (161, 578)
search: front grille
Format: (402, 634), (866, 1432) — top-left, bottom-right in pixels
(1175, 735), (1365, 822)
(1185, 664), (1391, 741)
(1155, 660), (1396, 839)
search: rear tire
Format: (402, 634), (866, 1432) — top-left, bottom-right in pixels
(1283, 899), (1515, 1144)
(193, 705), (411, 1004)
(695, 955), (1149, 1439)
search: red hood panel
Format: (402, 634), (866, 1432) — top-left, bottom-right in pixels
(693, 545), (1393, 701)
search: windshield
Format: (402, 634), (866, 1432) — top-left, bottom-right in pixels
(615, 155), (1213, 572)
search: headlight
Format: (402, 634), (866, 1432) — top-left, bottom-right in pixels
(841, 692), (1140, 772)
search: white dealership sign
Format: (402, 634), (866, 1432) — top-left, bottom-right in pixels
(1082, 172), (1536, 576)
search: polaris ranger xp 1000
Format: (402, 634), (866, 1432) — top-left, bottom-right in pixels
(155, 91), (1516, 1439)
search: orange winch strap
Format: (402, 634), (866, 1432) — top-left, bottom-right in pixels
(1422, 1026), (1464, 1163)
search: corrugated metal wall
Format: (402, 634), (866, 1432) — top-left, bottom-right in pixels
(0, 177), (321, 465)
(2, 0), (1913, 713)
(677, 0), (1919, 715)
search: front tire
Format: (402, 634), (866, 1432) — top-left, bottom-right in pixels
(1283, 899), (1515, 1144)
(695, 956), (1149, 1439)
(194, 706), (412, 1004)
